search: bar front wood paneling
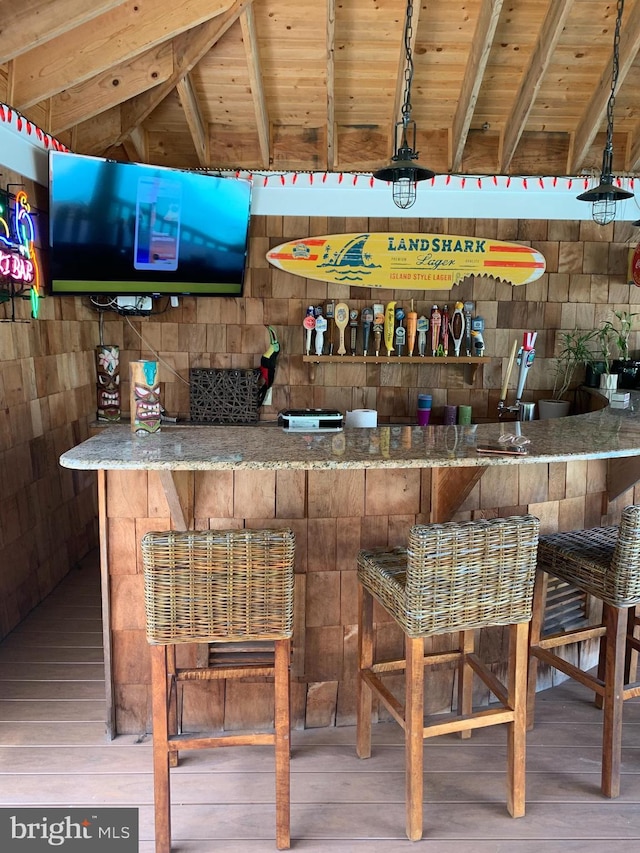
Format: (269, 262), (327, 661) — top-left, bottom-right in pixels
(100, 460), (622, 735)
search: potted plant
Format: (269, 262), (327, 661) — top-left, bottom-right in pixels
(538, 328), (597, 419)
(609, 310), (639, 389)
(594, 320), (618, 395)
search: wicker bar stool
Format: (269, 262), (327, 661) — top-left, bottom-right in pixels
(141, 528), (296, 853)
(527, 505), (640, 798)
(356, 515), (540, 841)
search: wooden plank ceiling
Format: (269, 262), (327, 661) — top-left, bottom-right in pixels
(3, 0), (640, 178)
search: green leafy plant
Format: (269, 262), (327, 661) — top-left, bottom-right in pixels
(551, 328), (597, 400)
(609, 310), (637, 362)
(595, 321), (616, 374)
(594, 311), (637, 372)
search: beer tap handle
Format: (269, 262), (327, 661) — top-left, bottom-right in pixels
(335, 302), (349, 355)
(373, 303), (384, 356)
(500, 339), (518, 403)
(349, 309), (359, 355)
(450, 302), (465, 357)
(395, 306), (405, 356)
(515, 331), (537, 402)
(384, 301), (397, 355)
(464, 301), (474, 356)
(406, 299), (418, 356)
(430, 306), (441, 356)
(325, 301), (335, 355)
(314, 314), (327, 356)
(417, 315), (428, 356)
(303, 306), (315, 356)
(362, 307), (373, 356)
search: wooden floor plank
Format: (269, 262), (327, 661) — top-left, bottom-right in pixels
(0, 662), (105, 678)
(2, 551), (640, 852)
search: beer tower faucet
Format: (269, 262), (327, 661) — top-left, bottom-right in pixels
(498, 331), (537, 418)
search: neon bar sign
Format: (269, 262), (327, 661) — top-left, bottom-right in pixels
(0, 189), (40, 317)
(0, 248), (34, 283)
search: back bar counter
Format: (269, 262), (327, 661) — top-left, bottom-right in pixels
(61, 399), (640, 737)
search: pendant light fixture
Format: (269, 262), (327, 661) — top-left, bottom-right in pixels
(372, 0), (434, 209)
(577, 0), (633, 224)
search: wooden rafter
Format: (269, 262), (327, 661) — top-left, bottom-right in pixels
(240, 5), (270, 169)
(569, 0), (640, 174)
(626, 121), (640, 171)
(499, 0), (575, 172)
(6, 0), (640, 181)
(48, 43), (174, 136)
(12, 0), (234, 110)
(326, 0), (336, 170)
(176, 74), (209, 166)
(121, 125), (148, 163)
(451, 0), (504, 172)
(0, 0), (130, 64)
(111, 0), (254, 151)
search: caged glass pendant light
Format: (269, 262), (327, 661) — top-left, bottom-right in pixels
(577, 0), (633, 225)
(372, 0), (435, 209)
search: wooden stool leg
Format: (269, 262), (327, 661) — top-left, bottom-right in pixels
(595, 619), (607, 711)
(601, 604), (626, 798)
(356, 585), (374, 760)
(274, 638), (291, 850)
(167, 645), (179, 768)
(150, 644), (171, 853)
(405, 636), (424, 842)
(526, 569), (547, 731)
(624, 604), (639, 685)
(458, 629), (475, 739)
(507, 622), (528, 818)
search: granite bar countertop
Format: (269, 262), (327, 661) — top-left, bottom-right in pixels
(60, 394), (640, 471)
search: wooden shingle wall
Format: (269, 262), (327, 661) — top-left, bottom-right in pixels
(98, 215), (640, 425)
(2, 202), (639, 655)
(0, 173), (98, 639)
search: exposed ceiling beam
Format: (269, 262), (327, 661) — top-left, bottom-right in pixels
(569, 0), (640, 174)
(0, 0), (130, 64)
(112, 0), (254, 149)
(48, 43), (174, 135)
(451, 0), (504, 172)
(122, 125), (148, 163)
(176, 75), (209, 166)
(500, 0), (574, 171)
(326, 0), (336, 170)
(12, 0), (234, 110)
(626, 119), (640, 171)
(240, 6), (270, 169)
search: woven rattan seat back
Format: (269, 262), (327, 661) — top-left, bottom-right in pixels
(142, 528), (295, 645)
(358, 515), (540, 638)
(528, 505), (640, 800)
(356, 513), (541, 840)
(537, 505), (640, 608)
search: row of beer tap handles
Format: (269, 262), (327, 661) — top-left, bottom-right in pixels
(498, 331), (537, 415)
(303, 300), (486, 358)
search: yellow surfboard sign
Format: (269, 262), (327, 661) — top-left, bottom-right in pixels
(266, 232), (545, 290)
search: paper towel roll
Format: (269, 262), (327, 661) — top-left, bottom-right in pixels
(345, 409), (378, 428)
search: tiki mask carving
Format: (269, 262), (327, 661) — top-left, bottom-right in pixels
(130, 360), (161, 434)
(95, 345), (120, 422)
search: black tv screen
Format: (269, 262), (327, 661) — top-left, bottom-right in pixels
(48, 151), (251, 296)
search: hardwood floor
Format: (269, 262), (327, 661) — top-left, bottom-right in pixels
(1, 552), (640, 851)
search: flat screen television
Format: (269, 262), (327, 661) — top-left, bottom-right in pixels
(48, 151), (252, 296)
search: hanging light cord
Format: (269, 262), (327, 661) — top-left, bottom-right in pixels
(400, 0), (415, 135)
(605, 0), (624, 163)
